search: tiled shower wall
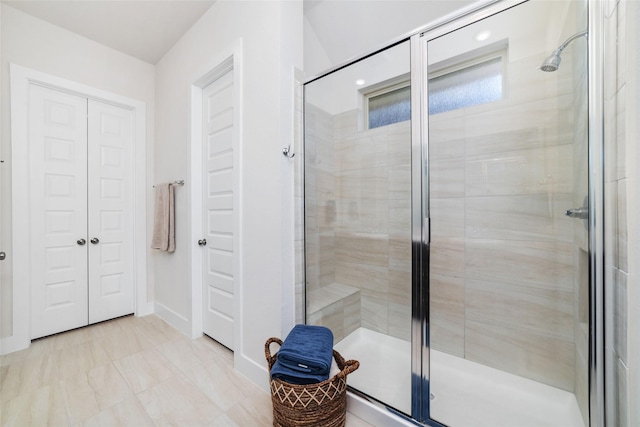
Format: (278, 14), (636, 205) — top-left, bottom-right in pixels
(303, 103), (412, 343)
(428, 40), (583, 393)
(303, 15), (586, 396)
(604, 1), (632, 425)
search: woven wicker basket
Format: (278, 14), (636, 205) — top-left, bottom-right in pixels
(265, 337), (360, 427)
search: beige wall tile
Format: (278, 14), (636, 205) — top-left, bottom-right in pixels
(430, 274), (465, 318)
(464, 95), (574, 156)
(389, 237), (411, 273)
(428, 117), (465, 160)
(388, 302), (412, 341)
(466, 319), (575, 391)
(336, 167), (389, 201)
(361, 291), (388, 334)
(336, 199), (389, 234)
(430, 237), (465, 278)
(387, 124), (412, 166)
(465, 194), (574, 243)
(388, 163), (411, 201)
(336, 133), (388, 172)
(335, 233), (389, 268)
(507, 54), (574, 105)
(430, 313), (464, 357)
(429, 157), (465, 198)
(465, 239), (573, 292)
(465, 279), (574, 340)
(465, 144), (573, 197)
(335, 261), (389, 293)
(430, 198), (464, 238)
(388, 269), (411, 306)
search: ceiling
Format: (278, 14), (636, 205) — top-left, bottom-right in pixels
(304, 0), (477, 72)
(2, 0), (216, 64)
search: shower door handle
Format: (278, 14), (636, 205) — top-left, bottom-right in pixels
(565, 207), (588, 219)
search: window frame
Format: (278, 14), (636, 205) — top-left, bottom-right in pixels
(428, 40), (508, 115)
(361, 73), (411, 130)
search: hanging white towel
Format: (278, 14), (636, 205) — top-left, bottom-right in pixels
(151, 183), (176, 252)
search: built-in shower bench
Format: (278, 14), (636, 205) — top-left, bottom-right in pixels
(306, 282), (360, 343)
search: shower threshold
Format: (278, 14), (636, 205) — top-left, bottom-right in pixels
(334, 328), (585, 427)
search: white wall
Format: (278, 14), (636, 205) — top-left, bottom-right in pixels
(0, 5), (156, 340)
(153, 0), (301, 387)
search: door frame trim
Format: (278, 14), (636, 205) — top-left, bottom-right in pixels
(188, 39), (243, 345)
(4, 64), (150, 355)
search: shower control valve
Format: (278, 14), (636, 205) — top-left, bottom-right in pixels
(565, 207), (589, 219)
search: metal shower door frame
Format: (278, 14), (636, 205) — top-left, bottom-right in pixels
(410, 0), (604, 425)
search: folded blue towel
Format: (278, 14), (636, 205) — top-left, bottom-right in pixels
(270, 358), (330, 385)
(272, 324), (334, 383)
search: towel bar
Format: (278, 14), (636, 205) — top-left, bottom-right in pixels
(153, 180), (184, 188)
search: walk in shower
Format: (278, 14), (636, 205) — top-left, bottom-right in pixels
(304, 1), (598, 426)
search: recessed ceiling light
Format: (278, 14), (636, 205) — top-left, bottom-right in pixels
(355, 79), (366, 86)
(475, 30), (491, 42)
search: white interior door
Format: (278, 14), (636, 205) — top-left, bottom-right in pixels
(202, 69), (235, 349)
(87, 100), (134, 324)
(29, 84), (89, 339)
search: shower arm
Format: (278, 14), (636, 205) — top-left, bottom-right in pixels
(555, 30), (588, 55)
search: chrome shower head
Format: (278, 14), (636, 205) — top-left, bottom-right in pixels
(540, 49), (562, 72)
(540, 31), (587, 72)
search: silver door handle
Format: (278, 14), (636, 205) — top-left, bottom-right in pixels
(0, 252), (6, 261)
(77, 239), (86, 246)
(564, 207), (588, 219)
(198, 239), (207, 246)
(90, 237), (100, 244)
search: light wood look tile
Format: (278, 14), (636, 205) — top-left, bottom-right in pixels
(0, 315), (375, 427)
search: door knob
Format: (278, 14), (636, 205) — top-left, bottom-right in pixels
(77, 239), (86, 246)
(198, 239), (207, 246)
(0, 252), (6, 261)
(90, 237), (100, 244)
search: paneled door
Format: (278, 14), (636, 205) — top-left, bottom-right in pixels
(30, 85), (89, 339)
(87, 100), (134, 324)
(29, 85), (135, 339)
(201, 68), (236, 350)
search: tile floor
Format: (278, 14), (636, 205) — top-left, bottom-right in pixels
(0, 315), (374, 426)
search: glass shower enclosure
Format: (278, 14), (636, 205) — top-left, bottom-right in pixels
(303, 1), (595, 426)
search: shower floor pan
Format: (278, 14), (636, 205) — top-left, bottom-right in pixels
(334, 328), (585, 427)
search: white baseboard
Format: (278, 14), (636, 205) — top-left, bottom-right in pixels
(154, 302), (192, 337)
(0, 334), (30, 356)
(235, 351), (271, 394)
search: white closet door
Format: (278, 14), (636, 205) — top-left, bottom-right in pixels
(87, 100), (134, 324)
(30, 85), (89, 339)
(202, 69), (235, 349)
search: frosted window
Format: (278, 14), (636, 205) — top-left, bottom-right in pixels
(368, 85), (411, 129)
(428, 57), (503, 115)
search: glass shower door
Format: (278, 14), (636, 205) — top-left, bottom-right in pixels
(304, 40), (413, 415)
(425, 1), (589, 426)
